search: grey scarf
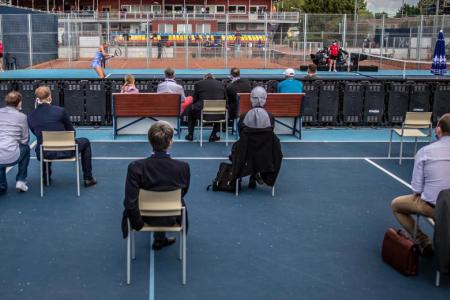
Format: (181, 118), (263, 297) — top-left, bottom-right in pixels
(243, 86), (271, 129)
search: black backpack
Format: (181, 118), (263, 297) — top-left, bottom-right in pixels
(207, 162), (237, 193)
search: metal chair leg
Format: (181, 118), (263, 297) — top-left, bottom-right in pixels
(127, 227), (131, 285)
(225, 112), (228, 147)
(235, 179), (239, 196)
(182, 208), (187, 285)
(200, 112), (203, 147)
(76, 145), (80, 197)
(399, 135), (404, 165)
(436, 271), (441, 287)
(272, 185), (275, 197)
(388, 130), (393, 158)
(40, 146), (44, 197)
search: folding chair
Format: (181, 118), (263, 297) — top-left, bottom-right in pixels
(40, 131), (80, 197)
(388, 112), (433, 165)
(200, 100), (228, 147)
(126, 189), (187, 285)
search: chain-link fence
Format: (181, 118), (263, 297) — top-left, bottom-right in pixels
(2, 11), (450, 71)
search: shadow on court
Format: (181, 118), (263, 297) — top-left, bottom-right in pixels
(0, 142), (448, 300)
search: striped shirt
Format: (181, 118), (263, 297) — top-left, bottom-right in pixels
(0, 106), (29, 164)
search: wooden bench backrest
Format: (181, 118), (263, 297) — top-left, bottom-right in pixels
(237, 93), (304, 117)
(113, 93), (180, 117)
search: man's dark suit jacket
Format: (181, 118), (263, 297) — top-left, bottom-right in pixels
(192, 78), (227, 112)
(121, 153), (190, 238)
(226, 78), (252, 119)
(27, 103), (75, 158)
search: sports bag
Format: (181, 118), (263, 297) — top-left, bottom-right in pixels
(381, 228), (419, 276)
(207, 162), (236, 192)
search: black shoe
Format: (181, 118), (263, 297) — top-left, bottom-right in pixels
(185, 134), (193, 141)
(0, 189), (6, 196)
(209, 135), (220, 142)
(421, 244), (434, 257)
(152, 237), (176, 250)
(248, 177), (256, 189)
(84, 177), (97, 187)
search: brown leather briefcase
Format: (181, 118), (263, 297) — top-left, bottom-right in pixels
(382, 228), (420, 276)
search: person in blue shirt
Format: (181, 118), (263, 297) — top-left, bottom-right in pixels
(277, 68), (304, 93)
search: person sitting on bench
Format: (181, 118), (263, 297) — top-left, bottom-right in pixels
(238, 86), (274, 134)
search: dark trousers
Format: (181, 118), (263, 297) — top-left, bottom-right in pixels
(187, 108), (220, 137)
(144, 199), (189, 241)
(0, 144), (30, 191)
(39, 138), (93, 180)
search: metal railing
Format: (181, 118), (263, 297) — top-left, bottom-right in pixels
(51, 11), (300, 23)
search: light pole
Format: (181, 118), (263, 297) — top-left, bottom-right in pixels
(436, 0), (439, 15)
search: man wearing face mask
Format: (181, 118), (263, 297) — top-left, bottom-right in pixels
(391, 113), (450, 257)
(0, 91), (30, 195)
(27, 86), (97, 187)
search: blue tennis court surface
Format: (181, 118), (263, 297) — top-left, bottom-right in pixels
(1, 68), (449, 80)
(0, 128), (448, 300)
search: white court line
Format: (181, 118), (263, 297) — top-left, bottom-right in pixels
(30, 156), (415, 160)
(364, 158), (412, 189)
(149, 233), (155, 300)
(89, 139), (428, 143)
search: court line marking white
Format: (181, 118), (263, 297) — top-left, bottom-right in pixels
(29, 156), (415, 160)
(89, 139), (428, 143)
(149, 233), (155, 300)
(364, 158), (412, 189)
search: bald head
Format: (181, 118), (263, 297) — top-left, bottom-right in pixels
(35, 86), (52, 104)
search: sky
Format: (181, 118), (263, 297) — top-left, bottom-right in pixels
(366, 0), (419, 14)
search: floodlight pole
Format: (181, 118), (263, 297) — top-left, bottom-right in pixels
(436, 0), (439, 16)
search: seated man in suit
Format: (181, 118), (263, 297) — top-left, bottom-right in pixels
(27, 86), (97, 187)
(122, 121), (190, 250)
(391, 113), (450, 256)
(185, 73), (227, 142)
(226, 67), (251, 123)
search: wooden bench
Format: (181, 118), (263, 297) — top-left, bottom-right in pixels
(237, 93), (305, 139)
(112, 93), (181, 137)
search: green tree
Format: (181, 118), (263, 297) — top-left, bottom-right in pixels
(276, 0), (304, 12)
(300, 0), (368, 14)
(374, 12), (389, 19)
(395, 4), (421, 17)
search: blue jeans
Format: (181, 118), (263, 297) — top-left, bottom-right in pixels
(0, 144), (30, 192)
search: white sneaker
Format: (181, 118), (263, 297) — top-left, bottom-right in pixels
(16, 181), (28, 193)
